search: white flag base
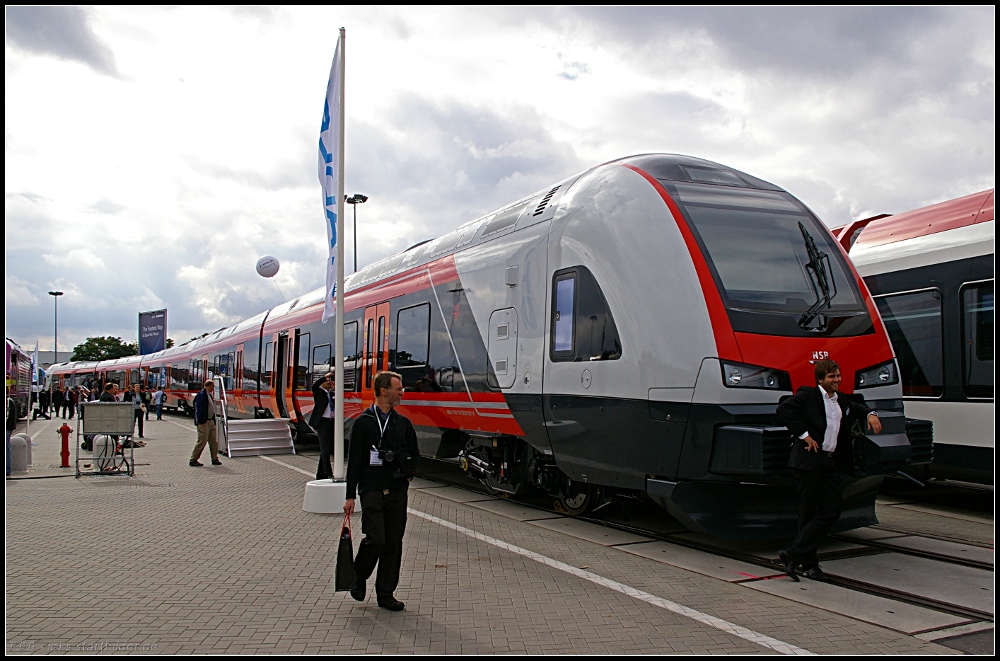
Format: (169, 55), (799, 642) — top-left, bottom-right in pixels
(302, 479), (360, 514)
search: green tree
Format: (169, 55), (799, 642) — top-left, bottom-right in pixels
(166, 338), (175, 349)
(70, 336), (139, 361)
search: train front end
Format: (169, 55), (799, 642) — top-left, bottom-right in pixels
(613, 156), (929, 539)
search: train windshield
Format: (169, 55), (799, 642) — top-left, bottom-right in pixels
(665, 182), (872, 337)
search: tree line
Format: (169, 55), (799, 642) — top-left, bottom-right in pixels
(68, 335), (211, 361)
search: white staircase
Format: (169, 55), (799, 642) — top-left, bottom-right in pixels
(223, 418), (296, 457)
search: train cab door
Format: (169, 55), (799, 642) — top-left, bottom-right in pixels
(362, 302), (391, 403)
(275, 332), (291, 418)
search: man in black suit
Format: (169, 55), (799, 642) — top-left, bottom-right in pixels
(776, 358), (882, 581)
(309, 372), (336, 480)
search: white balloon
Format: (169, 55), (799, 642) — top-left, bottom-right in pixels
(256, 256), (280, 278)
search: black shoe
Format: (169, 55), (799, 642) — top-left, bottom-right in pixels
(802, 566), (831, 582)
(189, 460), (203, 467)
(377, 595), (405, 611)
(349, 580), (366, 602)
(778, 549), (799, 582)
(212, 459), (222, 466)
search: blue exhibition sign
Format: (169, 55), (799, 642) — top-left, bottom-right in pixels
(139, 309), (167, 355)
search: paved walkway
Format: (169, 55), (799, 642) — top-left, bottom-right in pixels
(6, 414), (959, 654)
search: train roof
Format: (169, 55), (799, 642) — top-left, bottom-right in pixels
(840, 189), (994, 252)
(847, 189), (995, 276)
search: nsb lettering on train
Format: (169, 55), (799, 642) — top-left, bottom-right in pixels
(49, 154), (935, 539)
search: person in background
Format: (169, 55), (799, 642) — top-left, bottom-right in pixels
(152, 385), (165, 420)
(99, 383), (118, 402)
(189, 380), (222, 467)
(61, 387), (72, 418)
(52, 386), (65, 419)
(67, 387), (78, 420)
(6, 387), (16, 476)
(124, 384), (146, 440)
(139, 385), (151, 421)
(309, 371), (337, 480)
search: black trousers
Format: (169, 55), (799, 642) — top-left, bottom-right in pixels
(354, 488), (408, 598)
(133, 410), (144, 438)
(315, 418), (334, 480)
(787, 455), (842, 569)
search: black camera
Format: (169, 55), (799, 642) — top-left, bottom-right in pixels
(378, 448), (396, 463)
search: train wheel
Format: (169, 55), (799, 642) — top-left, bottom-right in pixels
(556, 484), (600, 516)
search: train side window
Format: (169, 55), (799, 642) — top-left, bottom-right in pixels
(343, 321), (359, 391)
(313, 343), (332, 380)
(263, 342), (274, 388)
(365, 318), (375, 389)
(377, 316), (386, 374)
(551, 267), (623, 362)
(297, 332), (311, 389)
(961, 282), (994, 398)
(552, 274), (576, 357)
(396, 304), (430, 368)
(873, 290), (943, 397)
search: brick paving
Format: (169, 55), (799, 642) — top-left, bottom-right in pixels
(6, 415), (956, 654)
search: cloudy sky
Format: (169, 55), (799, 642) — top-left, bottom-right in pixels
(5, 6), (995, 356)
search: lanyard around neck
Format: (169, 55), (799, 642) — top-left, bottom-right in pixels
(370, 405), (390, 443)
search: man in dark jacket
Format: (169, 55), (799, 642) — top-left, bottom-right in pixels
(52, 387), (65, 418)
(99, 383), (119, 402)
(189, 380), (222, 467)
(776, 359), (882, 581)
(309, 372), (336, 480)
(343, 371), (419, 612)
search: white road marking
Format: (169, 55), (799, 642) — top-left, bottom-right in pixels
(261, 455), (313, 476)
(407, 508), (812, 655)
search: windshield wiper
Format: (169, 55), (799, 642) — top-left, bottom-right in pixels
(797, 222), (838, 331)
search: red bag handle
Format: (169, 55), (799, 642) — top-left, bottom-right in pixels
(341, 512), (352, 534)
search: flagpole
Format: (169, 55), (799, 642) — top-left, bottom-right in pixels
(333, 26), (347, 481)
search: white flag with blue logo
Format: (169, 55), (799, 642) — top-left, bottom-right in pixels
(318, 36), (343, 323)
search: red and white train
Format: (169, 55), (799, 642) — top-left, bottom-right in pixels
(835, 189), (994, 484)
(49, 154), (933, 538)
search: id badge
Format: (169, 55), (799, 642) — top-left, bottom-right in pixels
(369, 448), (383, 466)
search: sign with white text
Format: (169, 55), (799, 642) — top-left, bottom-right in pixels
(138, 309), (167, 355)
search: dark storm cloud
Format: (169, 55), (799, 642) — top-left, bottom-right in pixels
(5, 6), (119, 76)
(348, 94), (583, 233)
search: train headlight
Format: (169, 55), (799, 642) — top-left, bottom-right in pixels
(855, 360), (898, 389)
(720, 362), (791, 390)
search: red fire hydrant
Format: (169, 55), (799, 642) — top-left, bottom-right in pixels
(58, 423), (72, 468)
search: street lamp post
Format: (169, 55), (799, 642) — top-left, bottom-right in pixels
(345, 193), (368, 273)
(48, 291), (64, 364)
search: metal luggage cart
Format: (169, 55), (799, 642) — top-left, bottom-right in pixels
(75, 402), (136, 478)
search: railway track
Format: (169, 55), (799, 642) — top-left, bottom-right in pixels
(415, 458), (994, 624)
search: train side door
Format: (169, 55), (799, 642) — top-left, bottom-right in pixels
(289, 329), (308, 422)
(275, 332), (290, 418)
(362, 302), (391, 402)
(234, 345), (246, 414)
